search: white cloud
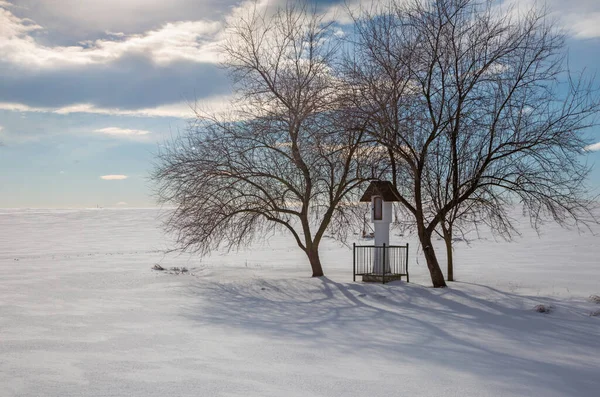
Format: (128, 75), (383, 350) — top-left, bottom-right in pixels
(0, 102), (34, 113)
(0, 0), (364, 74)
(95, 127), (151, 137)
(500, 0), (600, 39)
(320, 0), (377, 25)
(52, 102), (197, 118)
(105, 31), (126, 37)
(13, 0), (236, 37)
(0, 95), (241, 144)
(116, 201), (128, 206)
(0, 7), (223, 70)
(584, 142), (600, 152)
(0, 0), (598, 80)
(0, 1), (12, 8)
(0, 94), (233, 119)
(100, 175), (128, 180)
(565, 12), (600, 38)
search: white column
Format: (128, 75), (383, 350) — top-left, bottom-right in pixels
(373, 202), (392, 274)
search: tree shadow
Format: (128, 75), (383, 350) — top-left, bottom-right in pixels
(178, 276), (600, 396)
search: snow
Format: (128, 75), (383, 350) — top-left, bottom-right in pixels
(0, 208), (599, 396)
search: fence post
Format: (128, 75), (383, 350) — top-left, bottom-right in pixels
(382, 243), (386, 284)
(406, 243), (409, 283)
(353, 243), (356, 282)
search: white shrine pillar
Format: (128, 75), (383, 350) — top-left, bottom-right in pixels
(371, 197), (392, 274)
(359, 181), (401, 276)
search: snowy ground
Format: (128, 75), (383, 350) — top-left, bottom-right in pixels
(0, 208), (599, 396)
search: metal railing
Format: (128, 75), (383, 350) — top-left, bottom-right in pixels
(353, 243), (409, 284)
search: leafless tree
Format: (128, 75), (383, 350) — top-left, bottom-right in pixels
(345, 0), (599, 287)
(152, 2), (381, 277)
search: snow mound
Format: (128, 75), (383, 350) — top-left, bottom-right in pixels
(589, 294), (600, 304)
(533, 304), (553, 314)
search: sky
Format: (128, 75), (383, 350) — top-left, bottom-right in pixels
(0, 0), (599, 208)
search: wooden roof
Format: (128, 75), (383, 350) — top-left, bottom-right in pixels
(359, 181), (401, 202)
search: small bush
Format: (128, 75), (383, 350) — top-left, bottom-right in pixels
(588, 295), (600, 304)
(590, 310), (600, 317)
(169, 267), (188, 274)
(152, 264), (165, 271)
(534, 304), (553, 314)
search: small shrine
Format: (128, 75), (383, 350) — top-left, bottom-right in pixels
(353, 181), (410, 284)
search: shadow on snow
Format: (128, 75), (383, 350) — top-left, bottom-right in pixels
(178, 275), (599, 396)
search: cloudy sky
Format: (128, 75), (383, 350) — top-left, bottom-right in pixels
(0, 0), (599, 208)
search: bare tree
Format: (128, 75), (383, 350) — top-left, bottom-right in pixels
(152, 2), (379, 277)
(346, 0), (599, 287)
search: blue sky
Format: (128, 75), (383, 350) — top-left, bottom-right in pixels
(0, 0), (599, 208)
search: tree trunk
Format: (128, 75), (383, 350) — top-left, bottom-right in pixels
(441, 223), (454, 282)
(307, 246), (324, 277)
(442, 225), (454, 282)
(419, 230), (447, 288)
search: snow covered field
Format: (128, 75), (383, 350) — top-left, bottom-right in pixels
(0, 208), (599, 396)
